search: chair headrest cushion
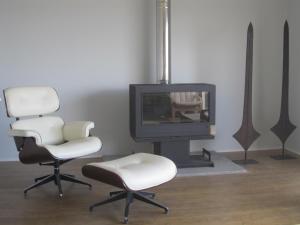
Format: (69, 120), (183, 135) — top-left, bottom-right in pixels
(4, 86), (60, 117)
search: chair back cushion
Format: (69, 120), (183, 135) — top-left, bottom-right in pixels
(11, 116), (64, 145)
(4, 86), (59, 117)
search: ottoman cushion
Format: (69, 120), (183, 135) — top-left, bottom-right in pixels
(82, 153), (177, 191)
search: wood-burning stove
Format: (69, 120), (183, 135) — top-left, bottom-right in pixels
(129, 83), (216, 168)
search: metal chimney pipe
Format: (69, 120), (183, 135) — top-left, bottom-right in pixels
(156, 0), (171, 84)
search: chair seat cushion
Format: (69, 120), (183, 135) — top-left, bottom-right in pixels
(83, 153), (177, 191)
(44, 137), (102, 160)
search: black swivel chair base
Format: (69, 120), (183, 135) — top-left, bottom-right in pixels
(89, 191), (169, 224)
(24, 160), (91, 198)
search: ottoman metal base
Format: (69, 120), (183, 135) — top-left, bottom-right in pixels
(89, 191), (168, 224)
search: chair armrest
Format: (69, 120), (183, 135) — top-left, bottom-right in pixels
(63, 121), (95, 141)
(8, 129), (42, 146)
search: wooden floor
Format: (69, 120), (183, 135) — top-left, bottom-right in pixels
(1, 150), (300, 225)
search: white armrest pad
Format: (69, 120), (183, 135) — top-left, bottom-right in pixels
(63, 121), (95, 141)
(8, 129), (42, 145)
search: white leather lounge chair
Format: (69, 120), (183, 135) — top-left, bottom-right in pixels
(3, 86), (102, 198)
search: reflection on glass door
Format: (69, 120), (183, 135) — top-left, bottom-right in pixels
(142, 92), (209, 125)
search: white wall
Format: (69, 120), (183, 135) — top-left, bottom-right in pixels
(287, 0), (300, 153)
(0, 0), (289, 161)
(0, 0), (156, 160)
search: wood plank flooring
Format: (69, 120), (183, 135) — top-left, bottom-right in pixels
(1, 150), (300, 225)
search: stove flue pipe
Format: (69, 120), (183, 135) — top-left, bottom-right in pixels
(156, 0), (171, 84)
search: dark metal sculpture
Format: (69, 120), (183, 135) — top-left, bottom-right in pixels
(233, 23), (261, 164)
(270, 21), (296, 160)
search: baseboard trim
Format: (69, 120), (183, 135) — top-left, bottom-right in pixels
(0, 153), (103, 162)
(0, 157), (19, 162)
(198, 146), (282, 153)
(285, 148), (300, 156)
(0, 146), (286, 162)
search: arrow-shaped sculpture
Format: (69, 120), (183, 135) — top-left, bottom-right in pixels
(233, 23), (261, 164)
(270, 21), (296, 160)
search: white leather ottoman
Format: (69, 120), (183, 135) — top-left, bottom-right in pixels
(82, 153), (177, 223)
